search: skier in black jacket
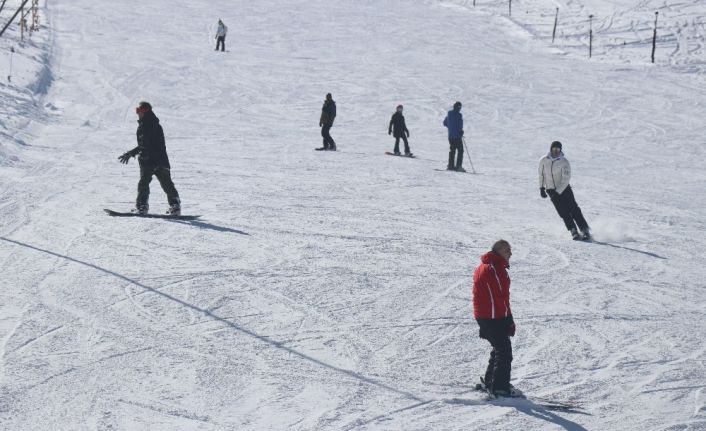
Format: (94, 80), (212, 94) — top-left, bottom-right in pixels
(118, 102), (181, 215)
(388, 105), (412, 156)
(317, 93), (337, 151)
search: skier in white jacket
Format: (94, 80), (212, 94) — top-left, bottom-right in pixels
(538, 141), (591, 240)
(215, 19), (228, 52)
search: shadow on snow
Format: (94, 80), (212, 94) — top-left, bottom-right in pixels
(446, 397), (589, 431)
(1, 236), (590, 430)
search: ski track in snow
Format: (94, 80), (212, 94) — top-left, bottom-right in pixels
(0, 0), (705, 430)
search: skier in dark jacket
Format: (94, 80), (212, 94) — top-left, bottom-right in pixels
(388, 105), (412, 156)
(443, 101), (465, 172)
(317, 93), (336, 151)
(118, 101), (181, 215)
(472, 240), (521, 397)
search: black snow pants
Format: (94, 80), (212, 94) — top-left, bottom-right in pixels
(476, 317), (514, 392)
(321, 123), (336, 149)
(216, 36), (226, 52)
(550, 185), (589, 232)
(448, 138), (463, 169)
(136, 166), (180, 208)
(394, 135), (410, 154)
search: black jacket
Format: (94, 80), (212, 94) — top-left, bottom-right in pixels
(388, 112), (409, 138)
(131, 111), (170, 169)
(320, 100), (336, 126)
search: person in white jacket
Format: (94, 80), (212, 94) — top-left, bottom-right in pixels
(215, 19), (228, 52)
(538, 141), (591, 240)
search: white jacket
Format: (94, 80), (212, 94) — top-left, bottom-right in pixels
(538, 152), (571, 194)
(216, 23), (228, 37)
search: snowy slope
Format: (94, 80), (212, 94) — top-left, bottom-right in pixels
(1, 0), (705, 430)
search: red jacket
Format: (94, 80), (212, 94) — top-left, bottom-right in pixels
(473, 252), (512, 319)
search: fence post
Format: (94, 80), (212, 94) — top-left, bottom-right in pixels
(589, 14), (594, 58)
(8, 46), (13, 82)
(552, 8), (559, 44)
(651, 11), (659, 63)
(509, 0), (512, 17)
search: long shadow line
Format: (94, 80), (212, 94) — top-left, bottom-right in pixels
(166, 218), (249, 235)
(590, 240), (666, 259)
(0, 236), (419, 401)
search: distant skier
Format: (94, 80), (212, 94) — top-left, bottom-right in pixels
(118, 102), (181, 216)
(472, 239), (520, 397)
(538, 141), (591, 240)
(388, 104), (412, 156)
(443, 101), (464, 172)
(317, 93), (337, 151)
(215, 19), (227, 52)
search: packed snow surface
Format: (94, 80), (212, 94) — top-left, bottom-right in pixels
(1, 0), (705, 430)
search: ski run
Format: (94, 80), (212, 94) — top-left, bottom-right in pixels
(1, 0), (705, 430)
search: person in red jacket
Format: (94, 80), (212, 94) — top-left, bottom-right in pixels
(472, 239), (520, 397)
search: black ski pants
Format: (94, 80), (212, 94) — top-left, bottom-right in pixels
(394, 135), (410, 154)
(216, 36), (226, 52)
(550, 185), (589, 232)
(477, 317), (513, 392)
(321, 123), (336, 149)
(448, 138), (463, 169)
(137, 166), (180, 208)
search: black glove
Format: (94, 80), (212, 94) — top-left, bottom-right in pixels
(540, 187), (547, 198)
(406, 131), (410, 138)
(460, 130), (464, 137)
(388, 130), (392, 135)
(319, 122), (323, 127)
(546, 189), (557, 198)
(118, 152), (132, 164)
(118, 149), (137, 164)
(508, 323), (516, 337)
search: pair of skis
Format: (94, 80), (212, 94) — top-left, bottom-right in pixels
(474, 378), (581, 412)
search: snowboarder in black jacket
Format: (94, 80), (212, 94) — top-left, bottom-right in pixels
(118, 101), (181, 215)
(317, 93), (337, 151)
(388, 105), (412, 156)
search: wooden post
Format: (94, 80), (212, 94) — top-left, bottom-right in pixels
(20, 7), (24, 41)
(8, 46), (13, 82)
(651, 11), (659, 63)
(509, 0), (512, 17)
(473, 0), (476, 7)
(589, 15), (594, 58)
(552, 8), (559, 44)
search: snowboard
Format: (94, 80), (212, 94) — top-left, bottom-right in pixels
(475, 377), (580, 411)
(384, 151), (416, 158)
(104, 209), (201, 220)
(315, 147), (337, 151)
(434, 168), (469, 173)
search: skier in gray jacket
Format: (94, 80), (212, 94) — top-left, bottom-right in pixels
(215, 19), (227, 52)
(538, 141), (590, 240)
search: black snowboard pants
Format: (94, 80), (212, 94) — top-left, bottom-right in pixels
(476, 317), (513, 392)
(216, 36), (226, 51)
(394, 135), (410, 154)
(448, 138), (463, 169)
(321, 123), (336, 149)
(550, 185), (589, 232)
(137, 166), (180, 208)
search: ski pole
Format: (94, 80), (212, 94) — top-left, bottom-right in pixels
(462, 136), (476, 174)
